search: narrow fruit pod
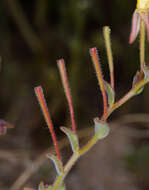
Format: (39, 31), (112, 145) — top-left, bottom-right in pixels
(104, 81), (115, 108)
(47, 153), (64, 175)
(60, 127), (79, 153)
(94, 118), (110, 139)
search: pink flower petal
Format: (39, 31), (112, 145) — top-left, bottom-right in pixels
(129, 10), (141, 44)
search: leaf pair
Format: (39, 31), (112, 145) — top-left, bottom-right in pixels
(46, 127), (79, 190)
(47, 127), (79, 172)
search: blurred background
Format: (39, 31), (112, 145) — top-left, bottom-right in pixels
(0, 0), (149, 189)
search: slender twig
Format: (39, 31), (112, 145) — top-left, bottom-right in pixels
(103, 26), (114, 89)
(102, 78), (148, 120)
(139, 20), (146, 79)
(140, 20), (145, 66)
(89, 48), (108, 121)
(51, 74), (149, 189)
(33, 11), (149, 188)
(39, 28), (149, 189)
(57, 59), (77, 133)
(10, 127), (92, 190)
(34, 86), (61, 160)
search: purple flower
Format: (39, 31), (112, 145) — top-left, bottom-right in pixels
(0, 120), (13, 135)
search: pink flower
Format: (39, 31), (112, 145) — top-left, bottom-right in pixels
(129, 9), (149, 43)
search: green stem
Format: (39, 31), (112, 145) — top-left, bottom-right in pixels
(52, 76), (149, 190)
(103, 78), (148, 120)
(52, 153), (79, 190)
(79, 135), (98, 156)
(51, 20), (148, 190)
(140, 20), (145, 67)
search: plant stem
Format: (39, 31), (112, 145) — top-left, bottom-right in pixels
(79, 135), (98, 156)
(103, 78), (148, 120)
(140, 20), (145, 67)
(51, 19), (148, 190)
(52, 153), (79, 190)
(52, 76), (149, 190)
(139, 20), (146, 81)
(52, 134), (99, 189)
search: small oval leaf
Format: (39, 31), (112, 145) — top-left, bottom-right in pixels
(94, 118), (110, 139)
(61, 127), (79, 153)
(132, 70), (144, 95)
(104, 81), (115, 108)
(142, 62), (149, 80)
(47, 154), (64, 175)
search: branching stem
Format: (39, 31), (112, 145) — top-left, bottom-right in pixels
(52, 77), (149, 190)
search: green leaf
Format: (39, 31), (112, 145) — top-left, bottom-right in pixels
(132, 70), (144, 95)
(61, 127), (79, 153)
(104, 81), (115, 108)
(94, 118), (110, 139)
(47, 154), (64, 175)
(142, 62), (149, 80)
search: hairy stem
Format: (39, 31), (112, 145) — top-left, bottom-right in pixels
(51, 76), (149, 189)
